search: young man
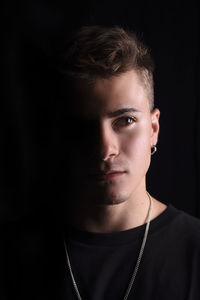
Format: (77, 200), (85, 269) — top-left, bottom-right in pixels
(56, 26), (200, 299)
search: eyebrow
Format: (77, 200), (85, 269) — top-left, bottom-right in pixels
(107, 108), (141, 118)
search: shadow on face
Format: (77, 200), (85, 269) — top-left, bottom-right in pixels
(60, 71), (159, 208)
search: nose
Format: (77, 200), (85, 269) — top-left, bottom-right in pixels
(99, 122), (119, 161)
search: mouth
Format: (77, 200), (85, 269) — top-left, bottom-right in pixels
(90, 170), (126, 181)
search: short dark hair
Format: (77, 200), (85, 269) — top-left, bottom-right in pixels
(59, 26), (155, 110)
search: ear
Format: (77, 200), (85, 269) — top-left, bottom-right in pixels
(150, 108), (160, 146)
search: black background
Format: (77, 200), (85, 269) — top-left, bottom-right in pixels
(2, 0), (200, 224)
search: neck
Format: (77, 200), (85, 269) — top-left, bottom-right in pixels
(67, 186), (154, 233)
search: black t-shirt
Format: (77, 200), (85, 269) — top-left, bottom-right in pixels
(62, 204), (200, 300)
(2, 204), (200, 300)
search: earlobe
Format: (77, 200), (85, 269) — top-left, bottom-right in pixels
(151, 108), (160, 146)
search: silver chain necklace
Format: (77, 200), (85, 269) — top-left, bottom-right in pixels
(64, 192), (152, 300)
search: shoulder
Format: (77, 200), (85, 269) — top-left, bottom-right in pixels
(172, 205), (200, 231)
(165, 204), (200, 249)
(151, 202), (200, 247)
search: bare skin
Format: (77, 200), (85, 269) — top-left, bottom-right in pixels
(66, 70), (167, 233)
(70, 193), (167, 233)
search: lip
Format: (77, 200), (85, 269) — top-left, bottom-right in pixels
(91, 170), (126, 181)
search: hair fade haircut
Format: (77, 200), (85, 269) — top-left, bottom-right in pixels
(60, 26), (155, 110)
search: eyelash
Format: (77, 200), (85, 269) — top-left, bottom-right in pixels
(113, 116), (136, 129)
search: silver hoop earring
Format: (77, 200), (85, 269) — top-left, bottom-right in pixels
(151, 145), (157, 155)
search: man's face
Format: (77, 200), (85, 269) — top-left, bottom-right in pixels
(66, 70), (160, 206)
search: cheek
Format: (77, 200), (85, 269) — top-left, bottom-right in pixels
(120, 126), (151, 159)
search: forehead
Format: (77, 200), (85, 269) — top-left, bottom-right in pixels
(70, 70), (150, 117)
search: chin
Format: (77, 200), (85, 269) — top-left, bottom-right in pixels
(95, 192), (128, 206)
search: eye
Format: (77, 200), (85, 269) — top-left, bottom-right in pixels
(113, 116), (136, 129)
